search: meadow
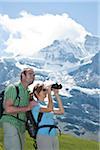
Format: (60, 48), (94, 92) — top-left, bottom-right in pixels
(0, 128), (99, 150)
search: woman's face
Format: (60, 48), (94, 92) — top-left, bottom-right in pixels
(38, 86), (48, 100)
(34, 84), (48, 101)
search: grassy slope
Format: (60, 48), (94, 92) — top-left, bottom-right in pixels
(0, 128), (99, 150)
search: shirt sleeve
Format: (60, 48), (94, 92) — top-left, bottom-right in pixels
(4, 84), (17, 103)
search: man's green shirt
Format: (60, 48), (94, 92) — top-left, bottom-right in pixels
(1, 82), (30, 133)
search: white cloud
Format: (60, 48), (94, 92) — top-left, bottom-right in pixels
(0, 11), (89, 56)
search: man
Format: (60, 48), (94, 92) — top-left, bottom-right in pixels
(1, 68), (37, 150)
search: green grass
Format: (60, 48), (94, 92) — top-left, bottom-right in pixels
(0, 128), (100, 150)
(59, 134), (99, 150)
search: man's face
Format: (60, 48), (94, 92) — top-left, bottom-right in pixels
(25, 69), (35, 85)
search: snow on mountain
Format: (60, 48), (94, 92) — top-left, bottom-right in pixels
(0, 57), (20, 85)
(33, 34), (99, 74)
(37, 39), (81, 62)
(69, 51), (100, 88)
(0, 34), (100, 141)
(84, 35), (100, 54)
(68, 86), (100, 96)
(57, 87), (99, 141)
(35, 34), (99, 60)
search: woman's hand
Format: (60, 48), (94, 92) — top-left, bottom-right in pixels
(47, 85), (52, 94)
(52, 89), (59, 96)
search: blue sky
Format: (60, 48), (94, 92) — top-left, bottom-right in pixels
(0, 1), (99, 36)
(0, 0), (99, 56)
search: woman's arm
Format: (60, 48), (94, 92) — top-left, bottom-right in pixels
(40, 86), (53, 112)
(53, 89), (64, 115)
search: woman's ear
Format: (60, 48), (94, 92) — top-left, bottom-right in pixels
(34, 91), (38, 99)
(22, 72), (26, 79)
(29, 92), (33, 101)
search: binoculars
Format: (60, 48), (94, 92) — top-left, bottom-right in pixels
(51, 83), (62, 89)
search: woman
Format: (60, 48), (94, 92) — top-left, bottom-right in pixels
(32, 83), (64, 150)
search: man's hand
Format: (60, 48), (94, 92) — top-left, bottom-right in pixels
(28, 101), (38, 110)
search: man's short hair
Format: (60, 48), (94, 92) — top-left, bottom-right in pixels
(20, 68), (34, 80)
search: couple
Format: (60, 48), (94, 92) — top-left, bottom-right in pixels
(1, 68), (64, 150)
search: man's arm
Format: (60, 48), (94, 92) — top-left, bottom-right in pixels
(4, 100), (37, 114)
(4, 84), (37, 114)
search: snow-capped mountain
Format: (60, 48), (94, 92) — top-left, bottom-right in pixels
(57, 88), (99, 141)
(0, 34), (100, 141)
(36, 34), (99, 60)
(84, 35), (100, 54)
(33, 34), (99, 74)
(69, 51), (100, 88)
(37, 39), (80, 62)
(0, 58), (20, 87)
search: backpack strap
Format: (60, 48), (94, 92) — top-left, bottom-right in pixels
(15, 85), (20, 100)
(2, 85), (25, 122)
(26, 110), (37, 129)
(34, 113), (61, 139)
(0, 90), (5, 119)
(37, 124), (61, 135)
(31, 112), (43, 150)
(37, 112), (43, 126)
(33, 122), (61, 150)
(0, 85), (19, 118)
(32, 112), (43, 139)
(14, 85), (21, 119)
